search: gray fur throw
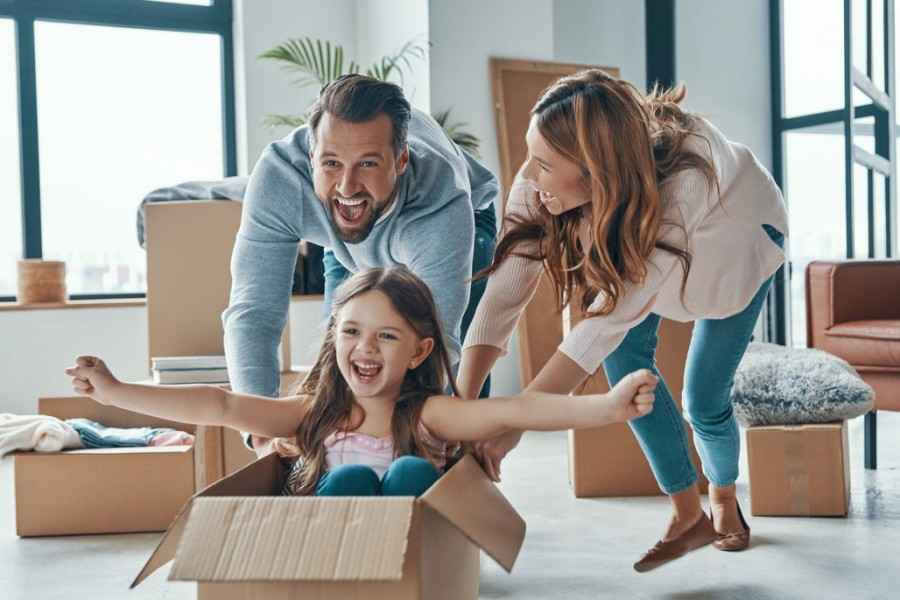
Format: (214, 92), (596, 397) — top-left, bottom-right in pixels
(731, 342), (874, 427)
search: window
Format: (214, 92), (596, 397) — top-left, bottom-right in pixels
(35, 22), (224, 295)
(0, 19), (20, 298)
(0, 0), (234, 301)
(772, 0), (896, 346)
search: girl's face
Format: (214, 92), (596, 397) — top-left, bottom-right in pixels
(522, 117), (592, 215)
(334, 290), (434, 401)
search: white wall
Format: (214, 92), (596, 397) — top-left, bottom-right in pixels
(553, 0), (646, 90)
(355, 0), (430, 112)
(676, 0), (772, 169)
(233, 0), (357, 174)
(0, 302), (325, 416)
(428, 0), (556, 181)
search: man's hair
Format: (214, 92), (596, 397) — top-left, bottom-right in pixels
(307, 74), (411, 155)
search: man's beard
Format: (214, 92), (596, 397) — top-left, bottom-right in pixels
(329, 194), (390, 243)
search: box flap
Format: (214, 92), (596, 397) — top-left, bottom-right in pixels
(131, 453), (283, 587)
(169, 496), (414, 582)
(420, 454), (526, 573)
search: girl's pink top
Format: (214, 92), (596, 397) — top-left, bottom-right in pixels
(464, 117), (790, 375)
(323, 423), (447, 479)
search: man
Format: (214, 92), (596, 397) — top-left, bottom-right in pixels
(223, 74), (498, 455)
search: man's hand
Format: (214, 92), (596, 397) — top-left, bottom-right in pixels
(474, 428), (523, 482)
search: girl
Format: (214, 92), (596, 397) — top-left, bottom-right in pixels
(66, 266), (658, 498)
(459, 70), (788, 571)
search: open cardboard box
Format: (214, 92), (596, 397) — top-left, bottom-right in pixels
(14, 396), (204, 537)
(132, 453), (526, 600)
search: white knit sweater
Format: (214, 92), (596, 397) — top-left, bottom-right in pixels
(463, 117), (790, 374)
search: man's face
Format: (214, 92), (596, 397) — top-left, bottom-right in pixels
(311, 112), (409, 243)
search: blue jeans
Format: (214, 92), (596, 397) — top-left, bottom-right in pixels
(322, 207), (497, 397)
(314, 456), (441, 496)
(601, 225), (784, 494)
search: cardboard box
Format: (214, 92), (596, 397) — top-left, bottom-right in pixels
(14, 396), (200, 537)
(747, 421), (850, 516)
(132, 454), (526, 600)
(567, 318), (709, 497)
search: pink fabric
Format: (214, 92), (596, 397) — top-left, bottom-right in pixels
(464, 117), (790, 375)
(324, 424), (447, 478)
(149, 430), (195, 447)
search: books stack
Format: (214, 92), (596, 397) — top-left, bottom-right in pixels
(151, 355), (229, 385)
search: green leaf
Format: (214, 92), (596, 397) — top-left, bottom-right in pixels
(263, 113), (307, 129)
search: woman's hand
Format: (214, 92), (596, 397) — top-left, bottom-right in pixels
(474, 428), (524, 482)
(65, 355), (121, 405)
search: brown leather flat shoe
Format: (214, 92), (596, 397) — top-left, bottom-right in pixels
(712, 498), (751, 551)
(633, 512), (718, 573)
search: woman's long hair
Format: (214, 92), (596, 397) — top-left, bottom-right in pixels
(285, 266), (459, 495)
(480, 69), (718, 317)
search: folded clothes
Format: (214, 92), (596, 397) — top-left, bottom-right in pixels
(0, 414), (84, 457)
(66, 419), (194, 449)
(67, 418), (168, 448)
(148, 430), (195, 447)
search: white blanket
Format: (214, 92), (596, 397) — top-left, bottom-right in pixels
(0, 414), (84, 457)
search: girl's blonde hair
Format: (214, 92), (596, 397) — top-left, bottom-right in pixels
(286, 266), (459, 495)
(480, 69), (718, 317)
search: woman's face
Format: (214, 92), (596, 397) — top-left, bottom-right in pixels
(522, 117), (592, 215)
(334, 290), (434, 401)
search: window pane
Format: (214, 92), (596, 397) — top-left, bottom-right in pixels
(0, 19), (21, 298)
(872, 172), (887, 259)
(784, 0), (844, 117)
(784, 127), (847, 346)
(871, 0), (886, 90)
(35, 22), (224, 295)
(852, 164), (869, 258)
(851, 0), (868, 78)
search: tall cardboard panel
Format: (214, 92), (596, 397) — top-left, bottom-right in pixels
(490, 59), (617, 384)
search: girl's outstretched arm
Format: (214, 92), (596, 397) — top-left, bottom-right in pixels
(422, 369), (658, 442)
(65, 355), (308, 439)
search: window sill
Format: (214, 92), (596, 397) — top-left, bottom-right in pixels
(0, 294), (324, 313)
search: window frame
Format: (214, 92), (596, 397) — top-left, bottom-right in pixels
(769, 0), (897, 345)
(0, 0), (236, 301)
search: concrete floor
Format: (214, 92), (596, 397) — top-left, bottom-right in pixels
(2, 414), (898, 600)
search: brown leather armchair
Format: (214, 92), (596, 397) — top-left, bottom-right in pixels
(806, 260), (900, 469)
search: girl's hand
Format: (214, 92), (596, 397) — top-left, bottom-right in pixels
(602, 369), (658, 422)
(65, 355), (121, 405)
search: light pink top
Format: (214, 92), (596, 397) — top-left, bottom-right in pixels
(324, 425), (448, 479)
(464, 117), (790, 375)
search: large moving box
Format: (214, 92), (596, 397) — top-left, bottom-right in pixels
(568, 318), (709, 497)
(747, 421), (850, 516)
(132, 454), (526, 600)
(14, 396), (201, 536)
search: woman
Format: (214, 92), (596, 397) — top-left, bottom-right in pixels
(458, 69), (788, 572)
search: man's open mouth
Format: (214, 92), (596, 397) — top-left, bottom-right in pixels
(334, 196), (369, 225)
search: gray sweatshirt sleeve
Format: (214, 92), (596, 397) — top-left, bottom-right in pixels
(222, 144), (304, 400)
(399, 195), (475, 365)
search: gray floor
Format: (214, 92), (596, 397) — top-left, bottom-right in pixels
(2, 414), (898, 600)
